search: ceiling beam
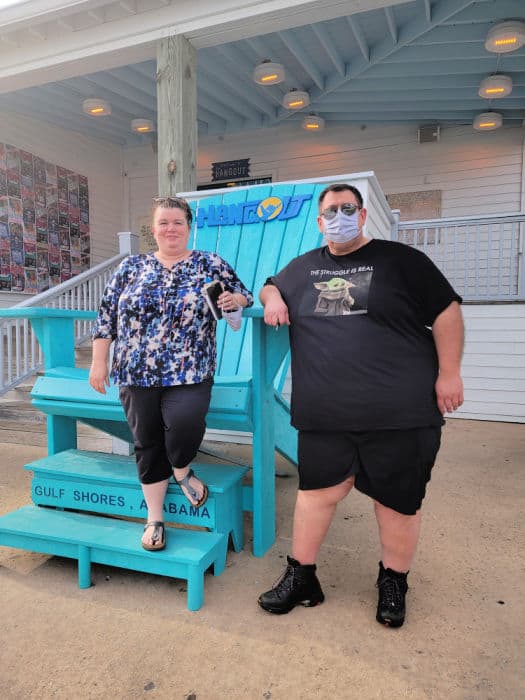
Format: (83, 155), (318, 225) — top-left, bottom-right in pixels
(412, 24), (490, 44)
(318, 112), (475, 121)
(0, 94), (127, 144)
(318, 99), (507, 112)
(440, 0), (524, 24)
(197, 92), (245, 127)
(278, 29), (325, 90)
(199, 57), (277, 119)
(332, 0), (478, 90)
(311, 22), (345, 77)
(381, 43), (500, 62)
(127, 61), (156, 82)
(275, 0), (476, 126)
(337, 73), (525, 91)
(28, 84), (135, 138)
(384, 6), (397, 45)
(60, 75), (156, 118)
(213, 44), (284, 109)
(346, 16), (369, 62)
(80, 71), (155, 107)
(107, 66), (156, 98)
(364, 55), (525, 78)
(197, 105), (227, 131)
(198, 74), (262, 121)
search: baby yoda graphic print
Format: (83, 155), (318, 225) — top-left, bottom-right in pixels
(302, 266), (373, 317)
(314, 277), (355, 315)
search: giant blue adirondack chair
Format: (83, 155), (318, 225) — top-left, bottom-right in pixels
(29, 180), (326, 556)
(0, 173), (395, 604)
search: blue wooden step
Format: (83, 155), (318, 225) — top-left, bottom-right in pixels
(26, 449), (248, 553)
(0, 505), (227, 611)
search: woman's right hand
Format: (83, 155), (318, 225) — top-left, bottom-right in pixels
(89, 360), (110, 395)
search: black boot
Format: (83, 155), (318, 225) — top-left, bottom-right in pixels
(258, 555), (325, 614)
(376, 561), (408, 628)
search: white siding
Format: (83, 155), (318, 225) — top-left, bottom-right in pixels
(458, 304), (525, 423)
(123, 122), (524, 225)
(279, 304), (525, 426)
(197, 122), (524, 218)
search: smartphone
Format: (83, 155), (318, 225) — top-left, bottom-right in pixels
(203, 280), (224, 320)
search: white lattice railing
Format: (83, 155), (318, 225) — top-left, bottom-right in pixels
(0, 232), (140, 397)
(0, 253), (125, 395)
(396, 213), (525, 302)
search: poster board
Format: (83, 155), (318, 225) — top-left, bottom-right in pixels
(0, 143), (90, 293)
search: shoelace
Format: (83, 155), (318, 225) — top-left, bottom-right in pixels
(379, 576), (404, 609)
(272, 565), (295, 597)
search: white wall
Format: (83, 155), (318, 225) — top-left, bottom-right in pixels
(459, 303), (525, 423)
(123, 122), (524, 228)
(197, 122), (524, 218)
(234, 303), (525, 431)
(0, 109), (124, 307)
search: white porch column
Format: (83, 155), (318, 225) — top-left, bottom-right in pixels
(156, 35), (197, 195)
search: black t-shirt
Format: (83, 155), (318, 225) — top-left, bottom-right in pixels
(270, 239), (462, 431)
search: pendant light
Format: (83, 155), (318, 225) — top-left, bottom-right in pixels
(282, 89), (310, 110)
(253, 59), (285, 86)
(82, 98), (111, 116)
(478, 75), (512, 99)
(302, 114), (325, 131)
(473, 112), (502, 131)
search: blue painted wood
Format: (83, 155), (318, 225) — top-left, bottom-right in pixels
(0, 505), (227, 610)
(31, 371), (255, 446)
(27, 449), (247, 552)
(0, 180), (326, 558)
(0, 308), (96, 371)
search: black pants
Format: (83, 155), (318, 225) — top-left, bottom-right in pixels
(119, 380), (213, 484)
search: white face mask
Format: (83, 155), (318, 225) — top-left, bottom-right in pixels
(322, 210), (360, 244)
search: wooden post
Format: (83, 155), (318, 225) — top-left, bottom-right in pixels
(156, 36), (197, 195)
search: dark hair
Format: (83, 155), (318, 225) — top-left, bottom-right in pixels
(151, 196), (193, 226)
(318, 183), (363, 211)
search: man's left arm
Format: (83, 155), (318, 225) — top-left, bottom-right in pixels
(432, 301), (464, 415)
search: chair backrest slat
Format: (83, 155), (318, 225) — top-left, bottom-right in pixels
(190, 183), (324, 378)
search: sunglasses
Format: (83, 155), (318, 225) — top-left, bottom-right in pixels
(152, 196), (188, 206)
(321, 203), (359, 220)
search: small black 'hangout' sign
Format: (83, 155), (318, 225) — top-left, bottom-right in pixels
(212, 159), (250, 182)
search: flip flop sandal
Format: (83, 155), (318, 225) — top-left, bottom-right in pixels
(175, 468), (209, 509)
(142, 521), (166, 551)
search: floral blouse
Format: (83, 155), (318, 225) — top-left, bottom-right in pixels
(92, 251), (253, 387)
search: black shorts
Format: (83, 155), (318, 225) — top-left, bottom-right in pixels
(119, 380), (213, 484)
(297, 427), (442, 515)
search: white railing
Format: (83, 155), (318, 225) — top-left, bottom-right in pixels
(0, 232), (138, 396)
(395, 213), (525, 302)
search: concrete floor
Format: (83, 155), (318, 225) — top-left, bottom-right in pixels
(0, 418), (523, 700)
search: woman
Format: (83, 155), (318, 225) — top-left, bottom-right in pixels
(89, 195), (253, 551)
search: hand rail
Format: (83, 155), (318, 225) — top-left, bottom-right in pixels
(0, 255), (125, 396)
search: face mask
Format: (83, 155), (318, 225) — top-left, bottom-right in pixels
(322, 210), (360, 244)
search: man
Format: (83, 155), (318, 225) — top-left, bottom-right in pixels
(258, 183), (464, 627)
